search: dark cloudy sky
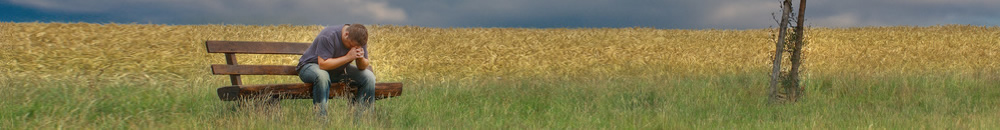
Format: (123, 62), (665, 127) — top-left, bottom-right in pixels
(2, 0), (998, 29)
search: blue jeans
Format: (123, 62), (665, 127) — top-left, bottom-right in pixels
(298, 63), (376, 116)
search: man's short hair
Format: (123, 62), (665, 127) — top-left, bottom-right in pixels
(346, 23), (368, 46)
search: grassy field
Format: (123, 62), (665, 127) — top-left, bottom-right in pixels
(1, 22), (998, 129)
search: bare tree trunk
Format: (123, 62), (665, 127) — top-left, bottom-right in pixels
(769, 0), (793, 103)
(788, 0), (807, 101)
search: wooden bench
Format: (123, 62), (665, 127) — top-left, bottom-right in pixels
(206, 41), (403, 102)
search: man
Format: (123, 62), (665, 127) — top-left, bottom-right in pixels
(296, 23), (375, 118)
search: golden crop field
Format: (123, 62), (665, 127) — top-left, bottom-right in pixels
(1, 22), (997, 83)
(1, 22), (999, 129)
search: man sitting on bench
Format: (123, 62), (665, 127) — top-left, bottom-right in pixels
(296, 23), (374, 119)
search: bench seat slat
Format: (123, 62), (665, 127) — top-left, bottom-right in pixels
(211, 64), (298, 75)
(217, 82), (403, 101)
(206, 41), (310, 54)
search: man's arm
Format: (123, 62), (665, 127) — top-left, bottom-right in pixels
(354, 47), (370, 70)
(317, 49), (360, 70)
(355, 57), (369, 70)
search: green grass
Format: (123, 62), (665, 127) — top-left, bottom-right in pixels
(2, 72), (997, 129)
(3, 22), (997, 129)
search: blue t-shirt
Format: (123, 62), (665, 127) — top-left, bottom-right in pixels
(297, 25), (369, 72)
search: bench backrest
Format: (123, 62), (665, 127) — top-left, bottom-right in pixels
(205, 41), (311, 85)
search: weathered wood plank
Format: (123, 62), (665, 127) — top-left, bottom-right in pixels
(211, 64), (298, 75)
(205, 41), (310, 54)
(224, 53), (242, 85)
(217, 82), (404, 101)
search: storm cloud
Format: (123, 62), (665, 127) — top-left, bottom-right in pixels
(3, 0), (998, 29)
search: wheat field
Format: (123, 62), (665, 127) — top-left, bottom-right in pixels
(1, 22), (998, 129)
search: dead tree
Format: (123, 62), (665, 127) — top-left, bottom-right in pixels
(787, 0), (807, 101)
(770, 0), (807, 103)
(769, 0), (793, 103)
